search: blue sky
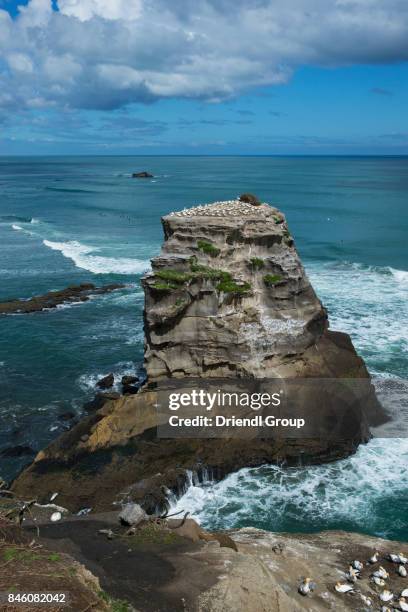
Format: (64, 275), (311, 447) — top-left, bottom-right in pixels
(1, 0), (407, 155)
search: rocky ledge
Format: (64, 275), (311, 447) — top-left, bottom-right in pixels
(4, 502), (408, 612)
(10, 199), (386, 514)
(0, 283), (125, 315)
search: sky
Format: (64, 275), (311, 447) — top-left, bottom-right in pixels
(0, 0), (407, 155)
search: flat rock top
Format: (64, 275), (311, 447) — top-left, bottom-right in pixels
(167, 199), (277, 219)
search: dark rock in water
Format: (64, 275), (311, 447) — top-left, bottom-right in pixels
(96, 373), (114, 389)
(132, 171), (154, 178)
(0, 283), (125, 315)
(57, 412), (76, 421)
(239, 193), (261, 206)
(0, 445), (35, 458)
(122, 384), (139, 395)
(121, 375), (139, 386)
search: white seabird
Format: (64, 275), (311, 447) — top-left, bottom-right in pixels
(399, 565), (408, 577)
(399, 598), (408, 611)
(298, 577), (316, 596)
(369, 552), (380, 564)
(352, 560), (364, 571)
(335, 582), (354, 593)
(372, 576), (386, 587)
(373, 567), (390, 580)
(390, 553), (407, 564)
(346, 566), (360, 583)
(402, 588), (408, 598)
(360, 593), (373, 607)
(379, 589), (394, 603)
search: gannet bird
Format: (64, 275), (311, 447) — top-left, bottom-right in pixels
(360, 594), (373, 607)
(402, 588), (408, 598)
(381, 607), (392, 612)
(379, 589), (394, 603)
(399, 598), (408, 611)
(372, 576), (386, 587)
(399, 565), (408, 577)
(369, 552), (380, 564)
(346, 566), (360, 583)
(352, 560), (364, 571)
(390, 553), (408, 564)
(335, 582), (354, 593)
(373, 567), (390, 580)
(298, 578), (316, 596)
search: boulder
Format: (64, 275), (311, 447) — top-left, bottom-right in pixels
(122, 384), (139, 395)
(96, 373), (114, 389)
(239, 192), (261, 205)
(118, 502), (148, 526)
(121, 375), (139, 386)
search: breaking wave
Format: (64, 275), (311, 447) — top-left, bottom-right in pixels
(170, 438), (408, 540)
(42, 240), (149, 275)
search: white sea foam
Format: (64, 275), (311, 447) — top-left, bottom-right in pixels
(43, 239), (149, 275)
(306, 261), (408, 375)
(12, 224), (23, 231)
(170, 437), (408, 536)
(390, 266), (408, 284)
(78, 361), (138, 393)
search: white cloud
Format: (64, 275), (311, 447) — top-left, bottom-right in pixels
(58, 0), (143, 21)
(0, 0), (407, 111)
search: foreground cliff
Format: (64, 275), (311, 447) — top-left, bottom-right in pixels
(4, 507), (408, 612)
(11, 199), (385, 512)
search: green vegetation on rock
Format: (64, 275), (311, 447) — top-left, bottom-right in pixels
(282, 230), (293, 245)
(217, 279), (251, 294)
(189, 258), (231, 281)
(151, 259), (250, 295)
(197, 240), (220, 257)
(250, 257), (265, 270)
(263, 274), (283, 287)
(152, 281), (180, 291)
(99, 591), (130, 612)
(155, 269), (192, 283)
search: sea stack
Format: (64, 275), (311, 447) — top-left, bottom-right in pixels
(144, 199), (366, 381)
(11, 199), (385, 512)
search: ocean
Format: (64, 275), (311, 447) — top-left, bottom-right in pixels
(0, 156), (407, 539)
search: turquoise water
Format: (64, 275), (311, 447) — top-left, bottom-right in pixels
(1, 156), (407, 538)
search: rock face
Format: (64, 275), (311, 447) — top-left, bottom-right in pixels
(11, 199), (385, 513)
(143, 199), (342, 380)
